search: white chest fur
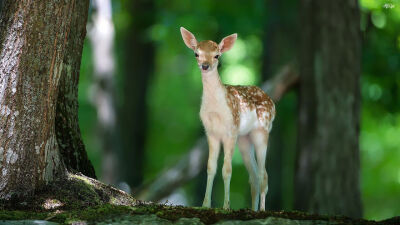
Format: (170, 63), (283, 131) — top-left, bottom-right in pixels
(238, 108), (260, 135)
(199, 72), (235, 138)
(200, 88), (234, 137)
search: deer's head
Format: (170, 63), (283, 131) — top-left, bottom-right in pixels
(180, 27), (237, 73)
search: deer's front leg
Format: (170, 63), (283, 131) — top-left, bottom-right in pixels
(222, 136), (236, 209)
(202, 135), (220, 208)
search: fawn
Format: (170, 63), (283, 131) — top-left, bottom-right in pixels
(180, 27), (275, 211)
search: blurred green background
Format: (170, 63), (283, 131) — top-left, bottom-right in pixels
(78, 0), (399, 220)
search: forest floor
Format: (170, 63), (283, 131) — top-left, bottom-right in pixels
(0, 173), (398, 225)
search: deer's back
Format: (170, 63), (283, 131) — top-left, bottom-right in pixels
(226, 85), (275, 133)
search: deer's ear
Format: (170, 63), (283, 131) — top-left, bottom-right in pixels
(180, 27), (197, 50)
(219, 33), (237, 53)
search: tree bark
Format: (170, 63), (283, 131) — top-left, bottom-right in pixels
(55, 0), (96, 179)
(0, 1), (3, 16)
(117, 0), (155, 188)
(0, 0), (94, 199)
(295, 0), (362, 217)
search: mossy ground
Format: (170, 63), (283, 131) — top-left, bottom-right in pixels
(1, 203), (399, 225)
(0, 173), (398, 224)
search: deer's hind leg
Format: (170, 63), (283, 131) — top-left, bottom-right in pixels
(238, 135), (260, 211)
(250, 128), (269, 211)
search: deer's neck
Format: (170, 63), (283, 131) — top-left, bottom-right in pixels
(201, 69), (226, 103)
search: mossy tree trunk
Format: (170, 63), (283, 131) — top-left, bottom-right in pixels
(0, 0), (95, 200)
(295, 0), (362, 218)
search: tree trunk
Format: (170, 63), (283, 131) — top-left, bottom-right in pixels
(262, 0), (299, 211)
(88, 0), (118, 185)
(117, 0), (155, 188)
(295, 0), (362, 217)
(261, 0), (284, 210)
(0, 1), (3, 16)
(0, 0), (94, 199)
(55, 0), (96, 179)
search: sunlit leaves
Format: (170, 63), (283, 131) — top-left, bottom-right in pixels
(361, 110), (400, 220)
(371, 11), (387, 28)
(222, 66), (255, 85)
(223, 38), (247, 63)
(360, 0), (383, 10)
(360, 0), (400, 219)
(220, 37), (262, 86)
(362, 80), (383, 101)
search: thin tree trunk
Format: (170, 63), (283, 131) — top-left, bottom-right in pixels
(88, 0), (117, 184)
(295, 0), (362, 217)
(261, 0), (283, 210)
(261, 0), (279, 81)
(0, 0), (93, 199)
(261, 0), (299, 210)
(117, 0), (155, 188)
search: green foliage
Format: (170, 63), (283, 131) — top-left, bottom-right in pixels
(78, 40), (102, 176)
(360, 0), (400, 220)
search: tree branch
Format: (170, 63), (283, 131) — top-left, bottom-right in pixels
(262, 63), (299, 102)
(135, 63), (299, 201)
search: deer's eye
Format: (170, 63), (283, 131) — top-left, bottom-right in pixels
(214, 55), (220, 59)
(195, 53), (199, 57)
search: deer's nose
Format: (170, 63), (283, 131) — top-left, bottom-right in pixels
(202, 64), (209, 70)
